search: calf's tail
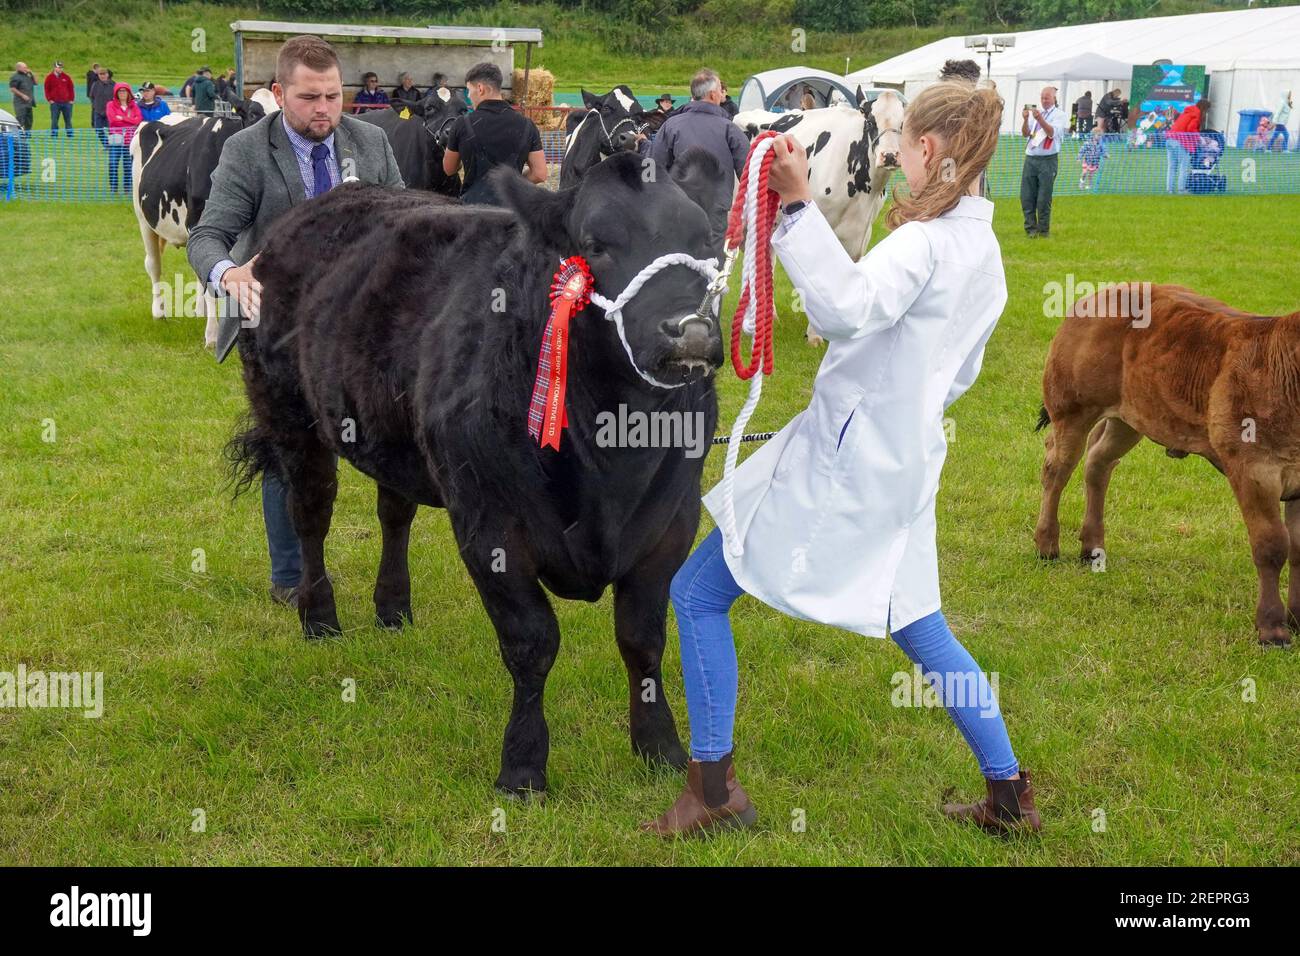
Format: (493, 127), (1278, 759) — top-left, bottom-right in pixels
(224, 414), (280, 498)
(1035, 405), (1052, 432)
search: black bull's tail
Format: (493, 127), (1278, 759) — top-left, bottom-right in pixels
(224, 414), (280, 498)
(1035, 404), (1051, 432)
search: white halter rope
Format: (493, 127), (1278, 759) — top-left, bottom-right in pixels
(719, 134), (781, 558)
(588, 253), (723, 389)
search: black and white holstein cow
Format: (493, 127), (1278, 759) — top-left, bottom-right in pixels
(735, 89), (905, 345)
(355, 88), (469, 196)
(228, 149), (731, 794)
(559, 86), (645, 187)
(131, 88), (277, 349)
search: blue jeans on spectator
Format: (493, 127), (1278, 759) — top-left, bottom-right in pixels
(1267, 124), (1289, 151)
(1166, 138), (1191, 193)
(49, 102), (73, 135)
(262, 473), (303, 588)
(107, 140), (131, 192)
(670, 525), (1020, 779)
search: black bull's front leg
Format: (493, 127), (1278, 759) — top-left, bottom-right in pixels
(451, 513), (689, 796)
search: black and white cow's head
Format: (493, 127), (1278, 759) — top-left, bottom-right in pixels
(412, 87), (470, 149)
(493, 150), (724, 386)
(855, 86), (905, 170)
(228, 87), (277, 128)
(575, 85), (645, 154)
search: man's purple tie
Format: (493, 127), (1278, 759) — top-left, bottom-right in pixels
(310, 142), (332, 198)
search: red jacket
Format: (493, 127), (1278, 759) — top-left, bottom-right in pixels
(1168, 104), (1201, 150)
(44, 70), (75, 103)
(105, 82), (143, 143)
(1171, 104), (1201, 133)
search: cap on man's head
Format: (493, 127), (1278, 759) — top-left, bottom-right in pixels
(140, 81), (155, 91)
(657, 93), (673, 104)
(54, 60), (63, 68)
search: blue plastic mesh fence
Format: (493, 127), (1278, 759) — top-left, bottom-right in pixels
(986, 130), (1300, 197)
(4, 128), (1298, 202)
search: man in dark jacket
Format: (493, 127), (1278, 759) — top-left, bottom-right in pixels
(640, 69), (747, 257)
(89, 64), (114, 146)
(720, 83), (738, 118)
(8, 62), (36, 132)
(85, 62), (99, 98)
(644, 71), (746, 177)
(192, 67), (217, 114)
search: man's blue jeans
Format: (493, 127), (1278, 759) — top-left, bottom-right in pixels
(262, 473), (302, 588)
(49, 102), (73, 135)
(670, 526), (1020, 779)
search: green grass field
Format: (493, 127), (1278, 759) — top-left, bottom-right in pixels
(1, 193), (1298, 866)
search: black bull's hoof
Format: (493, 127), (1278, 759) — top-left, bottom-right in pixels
(300, 607), (342, 639)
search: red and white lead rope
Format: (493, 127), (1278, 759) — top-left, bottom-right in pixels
(718, 130), (782, 558)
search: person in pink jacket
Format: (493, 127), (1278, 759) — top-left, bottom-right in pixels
(105, 81), (142, 194)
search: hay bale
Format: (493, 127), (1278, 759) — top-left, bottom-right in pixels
(513, 66), (565, 129)
(514, 66), (554, 108)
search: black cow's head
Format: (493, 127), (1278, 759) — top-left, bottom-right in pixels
(415, 87), (470, 149)
(577, 86), (645, 154)
(493, 150), (724, 387)
(231, 95), (267, 126)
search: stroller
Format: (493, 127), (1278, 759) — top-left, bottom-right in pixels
(1186, 130), (1226, 193)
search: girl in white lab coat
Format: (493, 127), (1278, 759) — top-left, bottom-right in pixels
(643, 81), (1041, 838)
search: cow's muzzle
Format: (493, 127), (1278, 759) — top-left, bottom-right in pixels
(661, 312), (722, 383)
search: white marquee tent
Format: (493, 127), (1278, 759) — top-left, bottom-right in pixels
(846, 5), (1300, 139)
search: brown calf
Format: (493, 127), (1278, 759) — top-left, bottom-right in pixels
(1035, 281), (1300, 647)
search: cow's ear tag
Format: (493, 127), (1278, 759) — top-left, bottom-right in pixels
(399, 107), (411, 120)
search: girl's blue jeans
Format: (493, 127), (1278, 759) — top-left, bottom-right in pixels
(670, 526), (1020, 779)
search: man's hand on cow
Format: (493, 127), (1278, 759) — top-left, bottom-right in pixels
(768, 134), (812, 206)
(221, 255), (262, 322)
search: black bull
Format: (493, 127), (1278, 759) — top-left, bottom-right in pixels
(228, 150), (732, 793)
(355, 91), (468, 196)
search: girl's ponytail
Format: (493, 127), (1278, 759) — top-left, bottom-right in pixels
(885, 83), (1004, 230)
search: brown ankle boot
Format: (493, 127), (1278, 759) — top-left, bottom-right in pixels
(942, 769), (1042, 834)
(639, 752), (758, 837)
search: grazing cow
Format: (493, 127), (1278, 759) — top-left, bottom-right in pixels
(559, 86), (645, 188)
(1034, 282), (1300, 647)
(735, 90), (905, 345)
(131, 89), (275, 348)
(355, 88), (468, 196)
(227, 150), (730, 793)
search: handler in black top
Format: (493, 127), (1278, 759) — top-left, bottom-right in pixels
(443, 62), (547, 204)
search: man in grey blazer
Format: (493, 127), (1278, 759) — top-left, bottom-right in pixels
(188, 34), (404, 607)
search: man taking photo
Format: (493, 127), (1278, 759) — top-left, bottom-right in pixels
(1020, 85), (1066, 238)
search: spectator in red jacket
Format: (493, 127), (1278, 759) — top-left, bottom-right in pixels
(105, 81), (142, 194)
(43, 60), (76, 137)
(1166, 97), (1207, 194)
